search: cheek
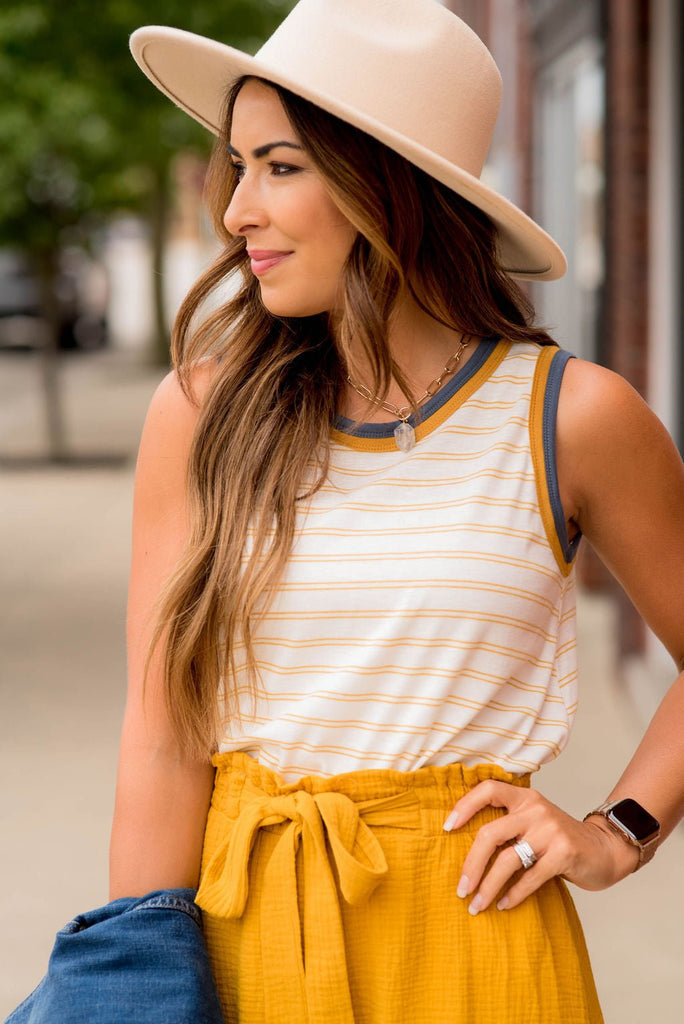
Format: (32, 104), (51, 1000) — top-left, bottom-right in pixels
(318, 215), (356, 272)
(308, 189), (356, 258)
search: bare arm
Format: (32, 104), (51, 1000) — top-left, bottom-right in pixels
(447, 360), (684, 911)
(557, 360), (684, 840)
(109, 366), (216, 899)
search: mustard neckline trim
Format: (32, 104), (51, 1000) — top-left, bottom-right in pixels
(330, 340), (511, 452)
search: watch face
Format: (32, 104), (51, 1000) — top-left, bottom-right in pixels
(609, 799), (660, 842)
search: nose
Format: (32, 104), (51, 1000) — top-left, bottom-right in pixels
(223, 175), (267, 237)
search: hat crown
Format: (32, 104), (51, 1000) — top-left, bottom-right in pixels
(254, 0), (501, 178)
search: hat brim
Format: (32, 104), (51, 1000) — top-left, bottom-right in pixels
(130, 26), (566, 281)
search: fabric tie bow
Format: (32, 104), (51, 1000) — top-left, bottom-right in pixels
(197, 785), (421, 1023)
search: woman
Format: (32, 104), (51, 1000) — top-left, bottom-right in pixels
(119, 2), (684, 1022)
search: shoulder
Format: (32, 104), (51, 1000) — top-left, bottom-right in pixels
(556, 355), (684, 566)
(146, 359), (219, 427)
(135, 359), (221, 506)
(556, 357), (684, 664)
(556, 357), (679, 484)
(557, 356), (643, 425)
(139, 360), (220, 456)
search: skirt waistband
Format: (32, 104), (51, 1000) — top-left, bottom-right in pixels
(209, 750), (530, 826)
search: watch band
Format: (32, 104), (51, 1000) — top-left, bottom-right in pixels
(583, 799), (661, 871)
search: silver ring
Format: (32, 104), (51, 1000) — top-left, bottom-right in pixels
(512, 839), (537, 870)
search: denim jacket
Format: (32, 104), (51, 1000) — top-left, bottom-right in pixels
(4, 889), (225, 1024)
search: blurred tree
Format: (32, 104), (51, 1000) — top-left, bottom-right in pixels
(0, 0), (294, 458)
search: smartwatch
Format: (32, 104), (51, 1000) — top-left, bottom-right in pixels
(583, 798), (660, 870)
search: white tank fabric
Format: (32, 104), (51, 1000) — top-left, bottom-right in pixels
(218, 340), (578, 782)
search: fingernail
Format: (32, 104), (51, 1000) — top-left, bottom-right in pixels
(456, 875), (469, 899)
(497, 896), (510, 911)
(468, 894), (483, 917)
(443, 809), (460, 831)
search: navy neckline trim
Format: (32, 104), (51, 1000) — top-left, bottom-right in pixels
(334, 338), (499, 439)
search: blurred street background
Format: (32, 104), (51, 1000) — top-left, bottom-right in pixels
(1, 1), (683, 1021)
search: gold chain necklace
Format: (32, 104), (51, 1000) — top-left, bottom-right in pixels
(346, 336), (471, 452)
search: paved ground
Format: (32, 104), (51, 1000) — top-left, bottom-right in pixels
(1, 347), (682, 1021)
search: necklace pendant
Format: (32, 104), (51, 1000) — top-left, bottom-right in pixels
(394, 421), (416, 452)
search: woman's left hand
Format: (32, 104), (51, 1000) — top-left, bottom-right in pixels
(443, 780), (640, 915)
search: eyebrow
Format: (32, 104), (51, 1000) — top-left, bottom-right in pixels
(227, 141), (304, 159)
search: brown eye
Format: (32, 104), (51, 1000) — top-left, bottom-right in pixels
(269, 163), (300, 177)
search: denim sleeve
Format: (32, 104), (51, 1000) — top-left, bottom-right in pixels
(4, 889), (225, 1024)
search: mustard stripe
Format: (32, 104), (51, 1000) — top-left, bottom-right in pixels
(438, 417), (529, 434)
(253, 748), (421, 774)
(270, 593), (557, 622)
(296, 522), (553, 550)
(492, 351), (538, 361)
(232, 722), (565, 763)
(259, 601), (560, 624)
(317, 468), (535, 493)
(507, 676), (562, 697)
(238, 643), (556, 672)
(231, 721), (567, 768)
(237, 682), (563, 709)
(250, 733), (547, 775)
(454, 398), (521, 410)
(278, 550), (563, 584)
(253, 631), (556, 655)
(305, 494), (542, 514)
(436, 742), (541, 772)
(283, 561), (558, 596)
(282, 699), (569, 727)
(242, 675), (564, 707)
(324, 440), (532, 476)
(489, 374), (537, 385)
(327, 435), (532, 467)
(330, 340), (511, 451)
(271, 711), (570, 740)
(235, 654), (556, 678)
(454, 721), (564, 752)
(225, 737), (423, 768)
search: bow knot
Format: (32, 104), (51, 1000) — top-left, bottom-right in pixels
(197, 781), (420, 1023)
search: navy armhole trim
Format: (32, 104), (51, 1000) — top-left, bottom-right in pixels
(544, 349), (582, 563)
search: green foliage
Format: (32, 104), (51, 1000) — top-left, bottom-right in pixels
(0, 0), (295, 255)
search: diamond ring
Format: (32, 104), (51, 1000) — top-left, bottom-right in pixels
(512, 839), (537, 870)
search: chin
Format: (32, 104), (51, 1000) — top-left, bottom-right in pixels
(259, 292), (331, 319)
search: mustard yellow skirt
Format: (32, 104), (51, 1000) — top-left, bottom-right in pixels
(197, 752), (603, 1024)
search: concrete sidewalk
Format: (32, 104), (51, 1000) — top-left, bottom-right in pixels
(1, 348), (682, 1021)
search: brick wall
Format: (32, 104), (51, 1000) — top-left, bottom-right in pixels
(603, 0), (651, 655)
(603, 0), (650, 395)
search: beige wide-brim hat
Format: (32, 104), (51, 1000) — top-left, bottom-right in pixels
(130, 0), (566, 280)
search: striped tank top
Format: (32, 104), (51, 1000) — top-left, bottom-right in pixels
(218, 339), (581, 782)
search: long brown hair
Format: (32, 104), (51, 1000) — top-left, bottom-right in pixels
(146, 76), (555, 759)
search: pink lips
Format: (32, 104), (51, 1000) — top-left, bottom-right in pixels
(248, 250), (292, 276)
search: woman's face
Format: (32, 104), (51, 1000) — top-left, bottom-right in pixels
(224, 79), (358, 318)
